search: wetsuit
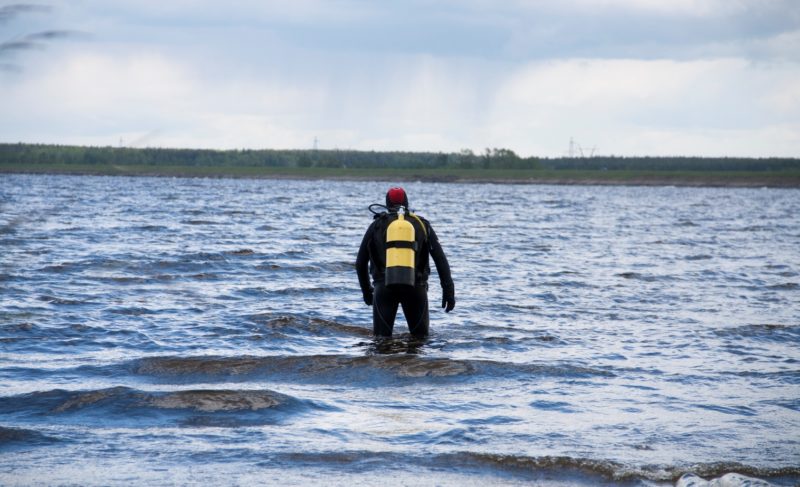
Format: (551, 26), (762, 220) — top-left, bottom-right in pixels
(356, 211), (454, 337)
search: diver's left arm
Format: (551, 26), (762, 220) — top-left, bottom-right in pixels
(427, 224), (455, 312)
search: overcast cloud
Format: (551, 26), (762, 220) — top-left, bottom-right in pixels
(1, 0), (798, 156)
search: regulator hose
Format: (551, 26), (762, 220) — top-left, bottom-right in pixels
(368, 203), (388, 216)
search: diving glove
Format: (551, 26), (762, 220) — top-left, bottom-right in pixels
(441, 292), (455, 313)
(362, 288), (374, 306)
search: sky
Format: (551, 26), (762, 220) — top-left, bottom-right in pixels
(1, 0), (798, 157)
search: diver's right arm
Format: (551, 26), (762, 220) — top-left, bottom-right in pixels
(427, 224), (455, 313)
(355, 224), (374, 306)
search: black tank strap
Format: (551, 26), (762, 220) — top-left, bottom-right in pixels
(386, 240), (418, 250)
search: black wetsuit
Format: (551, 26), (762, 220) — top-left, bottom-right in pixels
(356, 211), (454, 337)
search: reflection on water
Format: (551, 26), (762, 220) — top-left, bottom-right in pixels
(1, 175), (799, 486)
(360, 335), (430, 355)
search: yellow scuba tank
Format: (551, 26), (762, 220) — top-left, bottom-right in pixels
(385, 213), (416, 287)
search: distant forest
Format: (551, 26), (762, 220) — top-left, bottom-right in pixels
(1, 143), (798, 172)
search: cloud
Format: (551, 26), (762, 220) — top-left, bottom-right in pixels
(0, 2), (89, 72)
(0, 3), (50, 23)
(1, 0), (798, 156)
(0, 49), (329, 149)
(483, 57), (800, 155)
(3, 46), (799, 156)
(0, 30), (86, 56)
(498, 0), (800, 61)
(65, 0), (799, 62)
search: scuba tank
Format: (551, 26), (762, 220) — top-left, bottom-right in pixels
(385, 210), (416, 287)
(368, 203), (427, 288)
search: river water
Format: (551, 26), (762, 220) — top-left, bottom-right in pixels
(1, 174), (798, 486)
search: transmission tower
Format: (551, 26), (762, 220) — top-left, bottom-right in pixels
(568, 137), (598, 157)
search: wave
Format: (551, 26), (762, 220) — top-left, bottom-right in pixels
(34, 252), (247, 279)
(0, 387), (319, 427)
(39, 257), (131, 274)
(766, 282), (798, 291)
(0, 322), (156, 352)
(0, 386), (291, 413)
(270, 286), (336, 296)
(319, 260), (356, 272)
(224, 248), (256, 256)
(451, 453), (800, 483)
(529, 400), (577, 412)
(37, 295), (92, 305)
(677, 472), (777, 487)
(132, 224), (168, 232)
(685, 254), (713, 261)
(615, 271), (675, 282)
(693, 404), (758, 417)
(181, 219), (220, 225)
(107, 306), (158, 316)
(0, 426), (58, 449)
(761, 398), (800, 412)
(444, 333), (568, 352)
(245, 313), (372, 338)
(721, 370), (800, 385)
(127, 354), (615, 385)
(254, 263), (322, 272)
(264, 450), (800, 484)
(713, 324), (799, 341)
(131, 354), (472, 382)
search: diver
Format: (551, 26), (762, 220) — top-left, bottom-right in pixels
(356, 187), (455, 337)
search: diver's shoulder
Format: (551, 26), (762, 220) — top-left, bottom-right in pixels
(371, 210), (393, 222)
(411, 212), (432, 227)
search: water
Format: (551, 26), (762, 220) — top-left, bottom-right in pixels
(1, 174), (798, 486)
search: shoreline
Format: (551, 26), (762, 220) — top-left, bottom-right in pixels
(2, 166), (799, 188)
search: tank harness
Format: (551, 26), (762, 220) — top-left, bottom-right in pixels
(370, 204), (427, 288)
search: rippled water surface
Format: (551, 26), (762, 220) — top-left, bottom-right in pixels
(1, 175), (799, 486)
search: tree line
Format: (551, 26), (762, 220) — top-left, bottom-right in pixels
(1, 143), (797, 172)
(540, 156), (799, 172)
